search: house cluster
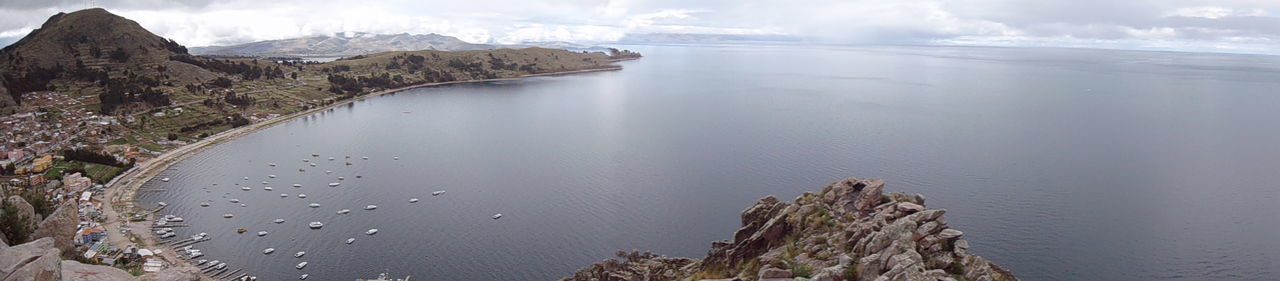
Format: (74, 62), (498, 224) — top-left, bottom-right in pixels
(0, 92), (143, 186)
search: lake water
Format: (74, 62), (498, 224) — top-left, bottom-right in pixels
(138, 44), (1280, 280)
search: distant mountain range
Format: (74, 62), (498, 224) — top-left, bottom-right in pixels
(190, 32), (496, 58)
(618, 33), (803, 44)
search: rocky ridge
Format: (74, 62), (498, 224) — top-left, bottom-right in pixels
(562, 177), (1017, 281)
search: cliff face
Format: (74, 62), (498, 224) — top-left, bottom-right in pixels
(562, 177), (1017, 281)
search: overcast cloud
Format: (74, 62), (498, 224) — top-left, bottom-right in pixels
(0, 0), (1278, 54)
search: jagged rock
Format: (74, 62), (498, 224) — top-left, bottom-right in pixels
(561, 177), (1017, 281)
(0, 238), (61, 281)
(60, 260), (133, 281)
(0, 232), (7, 246)
(32, 202), (78, 258)
(4, 196), (37, 230)
(139, 268), (202, 281)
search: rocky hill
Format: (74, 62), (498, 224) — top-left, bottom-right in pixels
(190, 32), (495, 58)
(562, 177), (1017, 281)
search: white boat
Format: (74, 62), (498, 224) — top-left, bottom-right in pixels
(337, 176), (345, 180)
(215, 263), (227, 270)
(300, 274), (308, 280)
(294, 251), (305, 258)
(337, 209), (350, 214)
(161, 177), (170, 182)
(362, 156), (368, 160)
(269, 174), (277, 178)
(309, 163), (316, 167)
(308, 203), (320, 208)
(345, 238), (355, 244)
(492, 213), (503, 219)
(160, 232), (176, 238)
(308, 222), (323, 229)
(364, 205), (377, 210)
(223, 214), (234, 218)
(393, 156), (399, 160)
(241, 187), (251, 191)
(263, 248), (274, 254)
(258, 231), (269, 236)
(157, 202), (168, 207)
(409, 198), (419, 203)
(230, 198), (240, 203)
(264, 187), (273, 191)
(274, 218), (285, 223)
(240, 203), (247, 207)
(261, 181), (269, 185)
(244, 177), (249, 180)
(169, 217), (184, 222)
(366, 229), (378, 235)
(292, 184), (302, 187)
(328, 182), (340, 187)
(269, 163), (277, 167)
(302, 159), (309, 162)
(432, 190), (446, 196)
(296, 262), (307, 269)
(189, 251), (203, 258)
(327, 157), (335, 161)
(280, 193), (289, 197)
(195, 259), (208, 265)
(325, 170), (332, 174)
(298, 194), (307, 198)
(200, 202), (210, 207)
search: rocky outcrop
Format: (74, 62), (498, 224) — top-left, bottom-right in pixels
(137, 268), (200, 281)
(61, 261), (134, 281)
(31, 202), (78, 258)
(561, 177), (1017, 281)
(0, 237), (61, 281)
(4, 196), (37, 230)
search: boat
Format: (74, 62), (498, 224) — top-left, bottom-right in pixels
(169, 217), (184, 222)
(189, 251), (203, 258)
(345, 238), (355, 244)
(263, 248), (274, 254)
(308, 203), (320, 208)
(292, 184), (302, 187)
(224, 214), (234, 218)
(300, 274), (308, 280)
(325, 170), (332, 174)
(362, 156), (369, 160)
(161, 177), (170, 182)
(409, 198), (419, 203)
(364, 205), (377, 210)
(240, 203), (247, 207)
(280, 193), (289, 197)
(337, 176), (345, 180)
(492, 213), (503, 219)
(195, 259), (208, 265)
(337, 209), (350, 214)
(393, 156), (399, 160)
(308, 222), (323, 229)
(264, 187), (273, 191)
(356, 175), (362, 178)
(244, 177), (249, 180)
(230, 198), (240, 203)
(262, 181), (269, 185)
(257, 231), (268, 236)
(296, 262), (307, 269)
(366, 229), (378, 235)
(269, 163), (277, 167)
(269, 174), (277, 178)
(328, 183), (340, 187)
(160, 232), (176, 238)
(299, 168), (305, 172)
(241, 187), (251, 191)
(206, 260), (220, 268)
(274, 218), (285, 223)
(298, 194), (307, 198)
(215, 263), (227, 270)
(294, 251), (305, 258)
(312, 154), (319, 157)
(345, 162), (352, 166)
(157, 202), (168, 207)
(309, 163), (317, 167)
(237, 228), (247, 233)
(200, 202), (210, 207)
(302, 159), (309, 162)
(328, 157), (335, 161)
(432, 190), (445, 196)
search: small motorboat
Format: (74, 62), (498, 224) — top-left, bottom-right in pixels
(355, 175), (362, 178)
(230, 198), (240, 203)
(292, 184), (302, 187)
(308, 222), (323, 229)
(281, 193), (289, 197)
(337, 209), (350, 214)
(300, 274), (308, 280)
(325, 170), (332, 174)
(492, 213), (503, 219)
(160, 232), (176, 238)
(345, 162), (352, 166)
(296, 262), (307, 269)
(261, 181), (269, 185)
(224, 213), (234, 218)
(302, 159), (310, 162)
(168, 216), (185, 222)
(269, 163), (277, 167)
(264, 186), (273, 191)
(161, 177), (170, 182)
(244, 177), (249, 180)
(298, 194), (307, 198)
(308, 203), (320, 208)
(366, 229), (378, 235)
(237, 228), (247, 233)
(345, 238), (355, 244)
(328, 182), (340, 187)
(257, 231), (269, 236)
(269, 174), (277, 178)
(364, 205), (377, 210)
(200, 202), (210, 207)
(432, 190), (446, 196)
(294, 251), (305, 258)
(328, 157), (335, 161)
(241, 203), (247, 207)
(337, 176), (345, 180)
(309, 163), (317, 167)
(195, 259), (208, 265)
(312, 154), (319, 157)
(362, 156), (369, 160)
(299, 168), (305, 172)
(263, 248), (274, 254)
(274, 218), (285, 223)
(189, 251), (203, 258)
(409, 198), (419, 203)
(241, 186), (251, 191)
(215, 263), (227, 270)
(157, 202), (168, 207)
(394, 156), (399, 160)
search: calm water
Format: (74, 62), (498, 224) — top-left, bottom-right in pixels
(139, 45), (1280, 281)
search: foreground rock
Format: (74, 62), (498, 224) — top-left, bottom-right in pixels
(60, 261), (133, 281)
(0, 238), (194, 281)
(562, 177), (1017, 281)
(32, 202), (79, 258)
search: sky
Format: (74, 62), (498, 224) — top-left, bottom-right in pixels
(0, 0), (1278, 54)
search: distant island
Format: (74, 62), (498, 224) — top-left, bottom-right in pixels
(189, 32), (497, 58)
(0, 7), (638, 279)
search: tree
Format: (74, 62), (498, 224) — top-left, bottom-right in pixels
(0, 199), (33, 244)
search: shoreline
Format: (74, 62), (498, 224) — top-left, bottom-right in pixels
(100, 65), (624, 278)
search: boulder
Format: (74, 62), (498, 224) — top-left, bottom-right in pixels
(0, 240), (61, 281)
(140, 268), (201, 281)
(851, 179), (885, 213)
(758, 266), (792, 279)
(60, 260), (133, 281)
(31, 202), (78, 258)
(4, 196), (37, 230)
(895, 202), (925, 213)
(939, 229), (964, 240)
(0, 237), (55, 278)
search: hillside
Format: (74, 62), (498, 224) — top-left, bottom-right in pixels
(190, 32), (495, 58)
(563, 177), (1017, 281)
